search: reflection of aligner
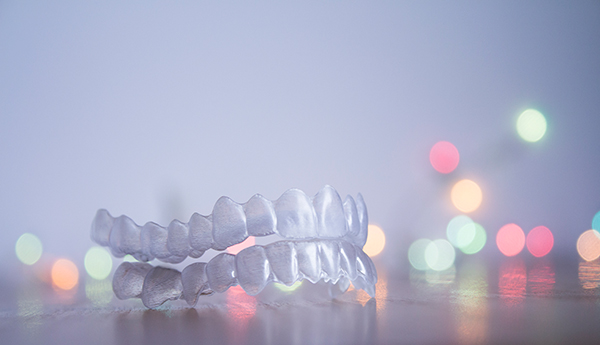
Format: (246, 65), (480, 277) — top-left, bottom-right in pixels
(112, 239), (377, 309)
(578, 260), (600, 289)
(91, 186), (369, 264)
(498, 259), (526, 305)
(527, 259), (555, 295)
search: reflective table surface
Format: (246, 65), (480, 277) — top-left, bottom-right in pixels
(2, 256), (600, 345)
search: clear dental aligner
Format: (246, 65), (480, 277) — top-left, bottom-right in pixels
(91, 185), (369, 263)
(112, 239), (377, 309)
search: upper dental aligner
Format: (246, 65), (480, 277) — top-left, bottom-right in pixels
(112, 239), (377, 309)
(91, 185), (369, 263)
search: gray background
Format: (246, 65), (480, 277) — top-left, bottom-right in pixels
(1, 1), (599, 274)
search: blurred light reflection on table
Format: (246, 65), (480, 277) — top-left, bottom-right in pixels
(4, 257), (600, 344)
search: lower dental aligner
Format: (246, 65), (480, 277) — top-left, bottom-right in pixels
(91, 185), (368, 263)
(112, 239), (377, 308)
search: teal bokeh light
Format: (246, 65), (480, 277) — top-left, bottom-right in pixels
(592, 211), (600, 232)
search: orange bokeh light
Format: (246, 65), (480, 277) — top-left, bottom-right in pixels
(364, 225), (386, 257)
(430, 141), (460, 174)
(496, 224), (525, 257)
(51, 259), (79, 290)
(451, 179), (482, 213)
(577, 230), (600, 262)
(227, 236), (256, 255)
(526, 226), (554, 258)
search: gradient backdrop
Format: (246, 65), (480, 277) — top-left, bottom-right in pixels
(1, 1), (599, 275)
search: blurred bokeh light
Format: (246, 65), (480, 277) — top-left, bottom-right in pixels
(15, 233), (43, 266)
(364, 224), (386, 257)
(451, 179), (482, 213)
(460, 223), (487, 255)
(429, 141), (460, 174)
(496, 223), (525, 257)
(592, 211), (600, 231)
(425, 239), (456, 271)
(516, 109), (547, 142)
(408, 239), (432, 271)
(227, 236), (256, 255)
(526, 226), (554, 258)
(577, 230), (600, 262)
(122, 255), (138, 262)
(446, 215), (475, 249)
(275, 281), (302, 292)
(84, 246), (113, 280)
(51, 259), (79, 290)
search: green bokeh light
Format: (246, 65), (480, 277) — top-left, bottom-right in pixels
(516, 109), (547, 142)
(425, 239), (456, 271)
(275, 281), (302, 292)
(460, 223), (487, 254)
(447, 215), (475, 249)
(122, 255), (138, 262)
(408, 239), (432, 271)
(84, 246), (113, 280)
(15, 233), (43, 265)
(592, 211), (600, 232)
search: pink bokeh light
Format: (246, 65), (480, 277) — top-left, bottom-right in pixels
(429, 141), (460, 174)
(496, 223), (526, 257)
(526, 226), (554, 258)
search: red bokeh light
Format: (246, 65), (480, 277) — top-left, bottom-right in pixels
(429, 141), (460, 174)
(496, 223), (525, 257)
(526, 226), (554, 258)
(227, 236), (256, 255)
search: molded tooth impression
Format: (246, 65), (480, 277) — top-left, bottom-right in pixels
(112, 262), (153, 300)
(319, 241), (341, 283)
(265, 241), (297, 286)
(212, 196), (248, 250)
(236, 246), (270, 295)
(313, 185), (347, 238)
(181, 263), (211, 307)
(343, 196), (360, 241)
(91, 209), (113, 246)
(109, 216), (141, 257)
(206, 253), (237, 293)
(274, 189), (317, 239)
(355, 193), (369, 248)
(188, 213), (212, 256)
(112, 239), (377, 308)
(167, 220), (191, 258)
(244, 194), (277, 236)
(141, 267), (183, 309)
(91, 186), (370, 263)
